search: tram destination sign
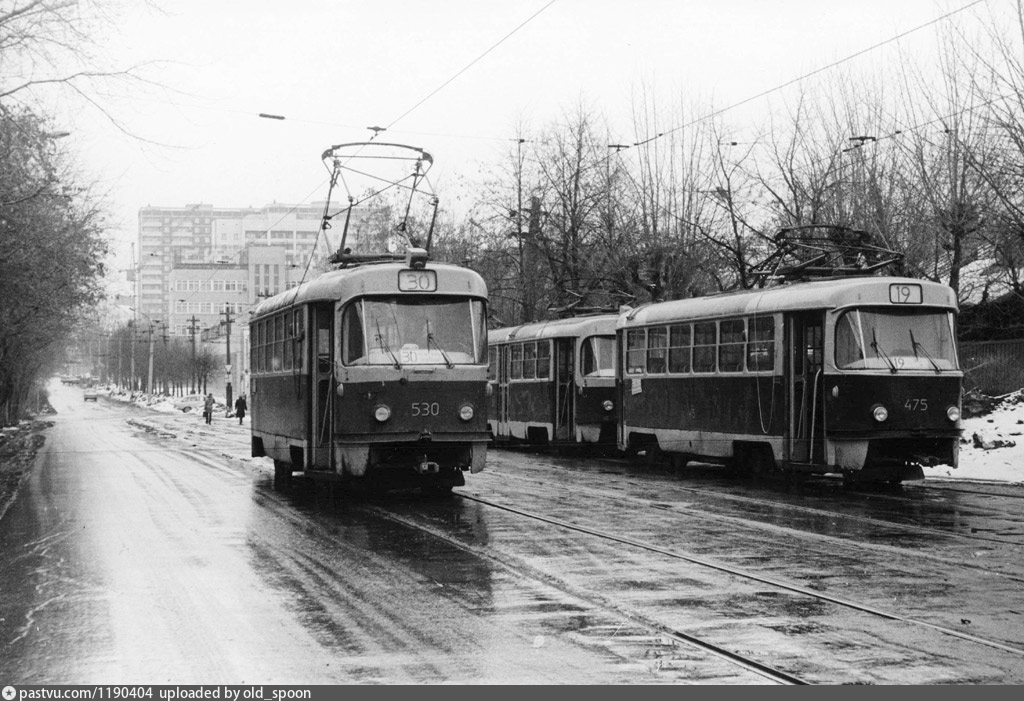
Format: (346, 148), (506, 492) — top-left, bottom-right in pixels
(889, 283), (922, 304)
(398, 269), (437, 292)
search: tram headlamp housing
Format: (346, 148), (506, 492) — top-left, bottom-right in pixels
(602, 400), (614, 412)
(458, 403), (475, 421)
(947, 406), (961, 422)
(373, 405), (392, 422)
(871, 404), (889, 423)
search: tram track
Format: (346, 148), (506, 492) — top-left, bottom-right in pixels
(363, 500), (810, 685)
(239, 463), (1024, 681)
(498, 450), (1024, 550)
(482, 462), (1024, 581)
(249, 479), (808, 684)
(447, 490), (1024, 659)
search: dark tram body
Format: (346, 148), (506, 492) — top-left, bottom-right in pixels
(616, 276), (962, 482)
(249, 248), (490, 491)
(487, 314), (618, 447)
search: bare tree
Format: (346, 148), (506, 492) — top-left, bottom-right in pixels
(894, 27), (997, 298)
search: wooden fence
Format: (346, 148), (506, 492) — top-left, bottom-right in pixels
(959, 339), (1024, 395)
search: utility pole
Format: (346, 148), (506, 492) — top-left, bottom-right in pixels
(522, 196), (543, 324)
(147, 322), (156, 397)
(188, 316), (199, 394)
(221, 304), (233, 411)
(129, 320), (136, 392)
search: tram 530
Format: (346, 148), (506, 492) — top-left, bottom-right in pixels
(250, 247), (490, 492)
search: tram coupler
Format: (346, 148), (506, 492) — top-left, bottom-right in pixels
(415, 460), (440, 474)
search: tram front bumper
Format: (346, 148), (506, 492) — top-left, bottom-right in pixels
(335, 434), (489, 477)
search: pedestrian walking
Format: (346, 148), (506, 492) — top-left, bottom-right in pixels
(234, 395), (247, 424)
(203, 394), (215, 425)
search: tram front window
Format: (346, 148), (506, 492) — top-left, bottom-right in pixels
(835, 308), (957, 371)
(343, 297), (487, 366)
(581, 335), (616, 377)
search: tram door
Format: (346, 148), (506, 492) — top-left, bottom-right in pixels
(786, 312), (825, 464)
(495, 345), (510, 438)
(554, 339), (575, 441)
(310, 303), (334, 469)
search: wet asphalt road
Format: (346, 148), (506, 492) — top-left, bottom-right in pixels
(0, 384), (680, 684)
(2, 381), (1024, 684)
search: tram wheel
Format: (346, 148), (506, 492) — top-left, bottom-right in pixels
(273, 459), (292, 489)
(749, 446), (778, 478)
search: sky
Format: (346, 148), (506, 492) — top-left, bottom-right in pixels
(39, 0), (999, 292)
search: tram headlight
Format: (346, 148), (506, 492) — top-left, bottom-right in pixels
(373, 404), (392, 422)
(947, 405), (961, 422)
(871, 404), (889, 423)
(602, 400), (614, 412)
(458, 403), (475, 421)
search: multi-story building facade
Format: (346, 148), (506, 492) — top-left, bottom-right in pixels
(136, 201), (374, 400)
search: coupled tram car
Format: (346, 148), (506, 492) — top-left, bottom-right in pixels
(249, 246), (490, 492)
(487, 314), (618, 449)
(617, 275), (962, 483)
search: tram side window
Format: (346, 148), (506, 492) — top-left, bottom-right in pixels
(294, 311), (304, 371)
(272, 315), (284, 372)
(668, 324), (691, 373)
(510, 343), (523, 379)
(537, 341), (551, 379)
(487, 347), (497, 381)
(719, 319), (745, 373)
(647, 327), (668, 374)
(693, 322), (717, 373)
(342, 303), (365, 364)
(626, 329), (646, 374)
(251, 321), (261, 374)
(522, 342), (537, 379)
(257, 320), (266, 373)
(747, 316), (775, 372)
(283, 313), (293, 371)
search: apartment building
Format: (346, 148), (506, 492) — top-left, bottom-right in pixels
(136, 201), (374, 398)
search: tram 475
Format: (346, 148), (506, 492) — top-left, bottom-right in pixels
(249, 247), (490, 493)
(616, 276), (963, 483)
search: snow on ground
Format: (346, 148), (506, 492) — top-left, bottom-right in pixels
(101, 387), (243, 421)
(923, 389), (1024, 484)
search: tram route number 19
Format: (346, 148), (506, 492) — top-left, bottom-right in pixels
(889, 283), (922, 304)
(399, 269), (438, 292)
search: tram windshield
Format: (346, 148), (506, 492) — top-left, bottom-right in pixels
(835, 307), (957, 372)
(581, 335), (616, 377)
(342, 296), (487, 366)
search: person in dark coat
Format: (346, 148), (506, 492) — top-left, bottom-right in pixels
(234, 395), (247, 425)
(203, 394), (215, 424)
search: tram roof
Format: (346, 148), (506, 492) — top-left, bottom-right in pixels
(489, 313), (619, 344)
(251, 261), (488, 319)
(619, 276), (958, 328)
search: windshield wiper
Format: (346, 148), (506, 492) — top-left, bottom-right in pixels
(909, 329), (942, 373)
(375, 319), (401, 369)
(426, 320), (454, 369)
(870, 329), (898, 374)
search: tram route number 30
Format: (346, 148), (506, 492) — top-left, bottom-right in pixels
(399, 270), (438, 292)
(411, 401), (441, 416)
